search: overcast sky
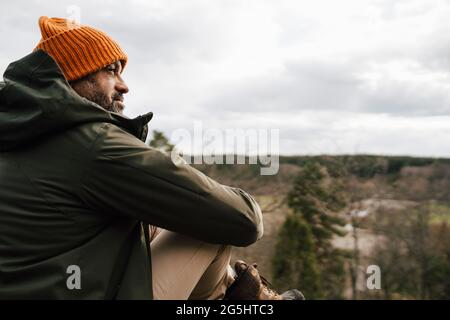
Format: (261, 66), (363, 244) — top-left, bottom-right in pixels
(1, 0), (450, 157)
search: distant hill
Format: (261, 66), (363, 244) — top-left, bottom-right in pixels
(194, 154), (450, 198)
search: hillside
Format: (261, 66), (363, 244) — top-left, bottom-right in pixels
(193, 155), (450, 299)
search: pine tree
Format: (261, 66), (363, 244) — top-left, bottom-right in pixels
(148, 130), (174, 153)
(287, 162), (347, 247)
(273, 161), (348, 299)
(272, 214), (321, 299)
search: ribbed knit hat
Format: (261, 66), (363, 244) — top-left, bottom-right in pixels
(34, 16), (127, 81)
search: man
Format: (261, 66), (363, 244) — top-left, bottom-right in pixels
(0, 16), (303, 300)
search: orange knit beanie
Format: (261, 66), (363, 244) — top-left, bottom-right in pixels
(34, 16), (128, 81)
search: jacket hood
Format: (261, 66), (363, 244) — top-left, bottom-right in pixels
(0, 50), (153, 152)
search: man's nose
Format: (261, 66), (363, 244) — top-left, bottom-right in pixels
(115, 76), (129, 94)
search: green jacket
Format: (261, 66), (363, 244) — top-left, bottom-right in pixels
(0, 50), (263, 299)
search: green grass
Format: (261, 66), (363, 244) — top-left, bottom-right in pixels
(429, 202), (450, 224)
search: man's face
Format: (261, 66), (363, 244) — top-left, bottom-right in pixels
(70, 61), (129, 114)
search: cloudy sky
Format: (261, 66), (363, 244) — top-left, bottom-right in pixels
(1, 0), (450, 157)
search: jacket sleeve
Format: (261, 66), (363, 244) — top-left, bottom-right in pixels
(79, 123), (264, 247)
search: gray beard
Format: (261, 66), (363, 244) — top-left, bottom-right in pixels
(72, 76), (123, 114)
(85, 90), (121, 113)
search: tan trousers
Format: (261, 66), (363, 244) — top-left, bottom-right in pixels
(149, 226), (236, 300)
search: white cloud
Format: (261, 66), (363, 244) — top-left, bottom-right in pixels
(1, 0), (450, 157)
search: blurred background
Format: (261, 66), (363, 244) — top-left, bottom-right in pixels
(1, 0), (450, 299)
